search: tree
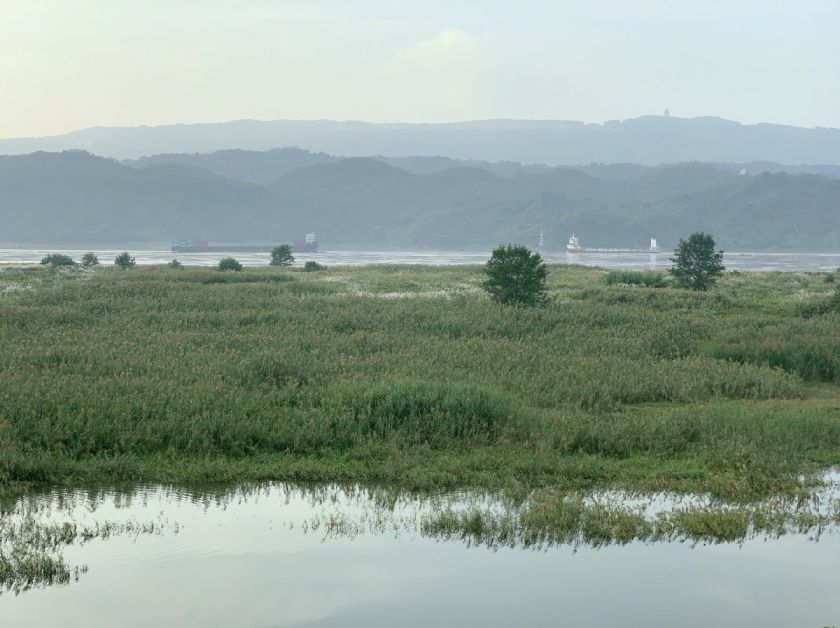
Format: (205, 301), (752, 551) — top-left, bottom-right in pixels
(81, 252), (99, 268)
(218, 257), (242, 271)
(40, 253), (76, 268)
(669, 232), (725, 290)
(483, 244), (547, 306)
(114, 252), (136, 269)
(168, 259), (183, 269)
(270, 245), (295, 267)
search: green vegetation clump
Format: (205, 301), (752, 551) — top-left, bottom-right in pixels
(80, 253), (99, 268)
(483, 244), (547, 306)
(670, 232), (725, 290)
(217, 257), (243, 272)
(603, 270), (667, 288)
(114, 252), (135, 270)
(167, 259), (183, 269)
(270, 245), (295, 267)
(0, 265), (838, 503)
(303, 260), (325, 272)
(40, 254), (75, 269)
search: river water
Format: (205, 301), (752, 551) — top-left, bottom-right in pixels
(1, 248), (840, 271)
(2, 482), (840, 628)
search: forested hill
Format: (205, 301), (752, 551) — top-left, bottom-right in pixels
(3, 116), (840, 164)
(2, 150), (840, 250)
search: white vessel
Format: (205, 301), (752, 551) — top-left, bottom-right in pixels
(566, 233), (664, 254)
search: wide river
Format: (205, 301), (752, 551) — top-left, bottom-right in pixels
(2, 248), (840, 271)
(2, 482), (840, 627)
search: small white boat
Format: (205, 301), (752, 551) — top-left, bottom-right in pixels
(566, 234), (582, 252)
(649, 237), (660, 253)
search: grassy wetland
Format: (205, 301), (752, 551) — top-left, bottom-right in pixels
(1, 261), (840, 569)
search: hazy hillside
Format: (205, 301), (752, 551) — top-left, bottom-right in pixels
(3, 150), (840, 250)
(3, 116), (840, 165)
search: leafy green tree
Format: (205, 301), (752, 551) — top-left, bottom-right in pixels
(483, 244), (547, 306)
(218, 257), (242, 271)
(114, 252), (136, 270)
(669, 233), (725, 290)
(81, 252), (99, 268)
(40, 253), (76, 268)
(303, 260), (325, 272)
(270, 245), (295, 267)
(168, 259), (183, 269)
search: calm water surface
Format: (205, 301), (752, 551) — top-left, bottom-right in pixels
(2, 248), (840, 271)
(3, 483), (840, 628)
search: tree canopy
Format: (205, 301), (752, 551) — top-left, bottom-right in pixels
(483, 244), (547, 306)
(270, 245), (295, 267)
(669, 232), (725, 290)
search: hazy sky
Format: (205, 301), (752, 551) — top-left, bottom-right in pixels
(2, 0), (838, 137)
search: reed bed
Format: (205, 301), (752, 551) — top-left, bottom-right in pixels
(0, 264), (839, 501)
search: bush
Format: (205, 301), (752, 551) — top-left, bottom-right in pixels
(168, 259), (183, 269)
(303, 260), (326, 272)
(483, 244), (547, 306)
(218, 257), (243, 272)
(80, 252), (99, 268)
(603, 270), (667, 288)
(270, 245), (295, 267)
(669, 233), (725, 290)
(114, 252), (136, 270)
(40, 254), (76, 268)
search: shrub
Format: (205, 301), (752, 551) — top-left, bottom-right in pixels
(80, 252), (99, 268)
(168, 259), (183, 269)
(303, 260), (325, 272)
(483, 244), (547, 306)
(40, 254), (76, 268)
(114, 252), (136, 270)
(603, 270), (667, 288)
(218, 257), (243, 272)
(669, 233), (725, 290)
(270, 245), (295, 267)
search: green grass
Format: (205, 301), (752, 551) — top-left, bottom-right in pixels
(1, 263), (839, 503)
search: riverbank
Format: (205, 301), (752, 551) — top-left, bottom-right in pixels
(2, 263), (839, 502)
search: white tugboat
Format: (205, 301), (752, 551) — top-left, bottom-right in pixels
(566, 233), (582, 252)
(649, 237), (660, 253)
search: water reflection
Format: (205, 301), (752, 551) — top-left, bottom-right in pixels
(2, 479), (840, 627)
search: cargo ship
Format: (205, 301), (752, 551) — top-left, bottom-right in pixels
(171, 233), (319, 253)
(566, 234), (663, 254)
(292, 232), (319, 253)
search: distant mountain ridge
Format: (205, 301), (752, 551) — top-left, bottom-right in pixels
(3, 116), (840, 165)
(2, 149), (840, 251)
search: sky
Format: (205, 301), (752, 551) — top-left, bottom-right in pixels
(1, 0), (839, 138)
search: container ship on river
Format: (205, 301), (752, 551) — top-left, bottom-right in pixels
(565, 234), (662, 254)
(171, 233), (319, 253)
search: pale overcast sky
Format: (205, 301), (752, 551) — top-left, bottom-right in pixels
(1, 0), (838, 137)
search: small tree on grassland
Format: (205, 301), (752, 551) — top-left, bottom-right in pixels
(81, 252), (99, 268)
(218, 257), (243, 271)
(303, 260), (325, 272)
(270, 245), (295, 267)
(669, 233), (725, 291)
(483, 244), (547, 306)
(114, 252), (136, 270)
